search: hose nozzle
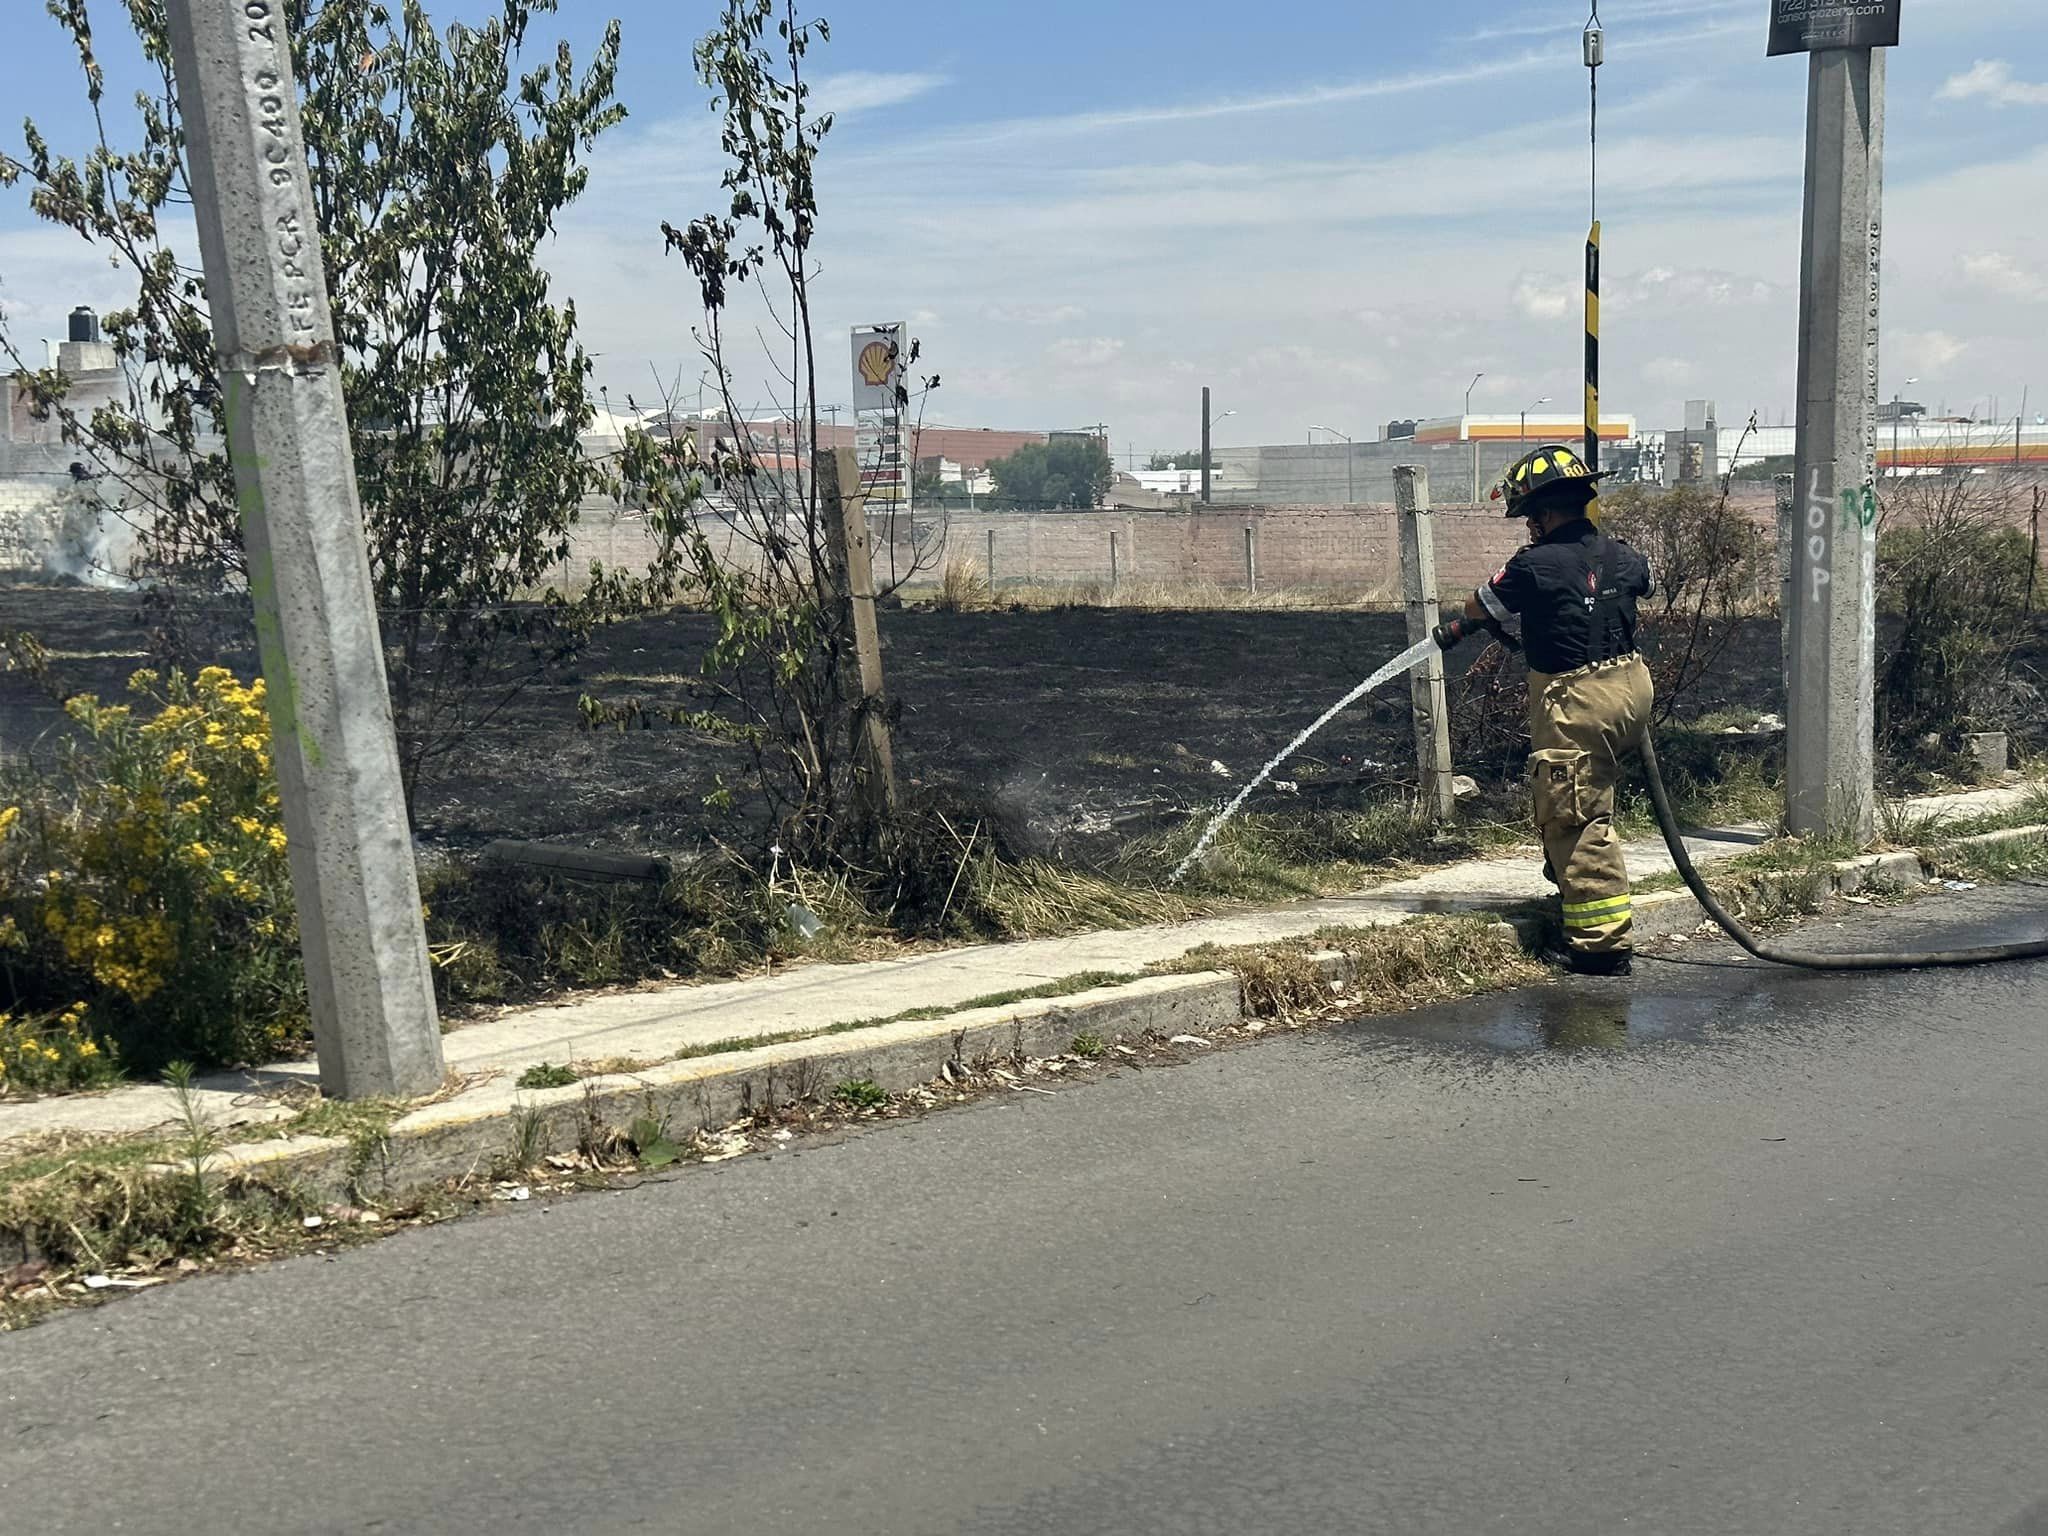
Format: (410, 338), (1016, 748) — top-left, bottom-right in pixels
(1432, 615), (1521, 654)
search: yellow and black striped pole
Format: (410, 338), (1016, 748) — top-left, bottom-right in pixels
(1584, 219), (1601, 521)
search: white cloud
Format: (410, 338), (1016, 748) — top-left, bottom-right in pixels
(1957, 251), (2046, 302)
(947, 56), (1537, 143)
(1937, 60), (2048, 108)
(1466, 0), (1750, 42)
(1605, 267), (1780, 311)
(1514, 276), (1574, 321)
(1045, 337), (1125, 368)
(1895, 330), (1969, 374)
(984, 303), (1085, 327)
(812, 71), (949, 118)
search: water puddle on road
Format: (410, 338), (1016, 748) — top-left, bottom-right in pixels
(1340, 970), (1789, 1055)
(1339, 887), (2048, 1057)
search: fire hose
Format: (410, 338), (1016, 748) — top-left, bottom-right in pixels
(1431, 618), (2048, 972)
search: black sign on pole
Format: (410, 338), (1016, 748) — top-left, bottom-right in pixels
(1767, 0), (1903, 56)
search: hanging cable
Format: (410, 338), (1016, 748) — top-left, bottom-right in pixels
(1582, 4), (1605, 479)
(1583, 3), (1603, 223)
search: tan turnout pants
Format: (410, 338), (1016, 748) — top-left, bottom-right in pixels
(1526, 654), (1655, 956)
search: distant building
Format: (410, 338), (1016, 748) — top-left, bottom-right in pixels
(2, 305), (130, 577)
(1409, 412), (1638, 448)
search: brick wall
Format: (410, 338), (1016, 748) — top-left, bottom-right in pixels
(907, 505), (1518, 604)
(538, 479), (2048, 604)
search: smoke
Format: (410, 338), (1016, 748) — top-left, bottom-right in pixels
(27, 486), (138, 590)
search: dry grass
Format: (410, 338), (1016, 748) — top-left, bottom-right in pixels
(933, 556), (995, 613)
(1158, 916), (1546, 1020)
(1119, 797), (1498, 903)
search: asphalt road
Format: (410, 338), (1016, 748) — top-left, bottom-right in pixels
(6, 888), (2048, 1535)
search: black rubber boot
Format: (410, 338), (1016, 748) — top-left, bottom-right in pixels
(1540, 944), (1632, 977)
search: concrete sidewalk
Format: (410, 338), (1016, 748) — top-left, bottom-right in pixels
(1, 782), (2029, 1151)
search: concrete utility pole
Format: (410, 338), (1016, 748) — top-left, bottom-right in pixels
(1394, 466), (1456, 821)
(1201, 388), (1213, 505)
(1785, 47), (1885, 840)
(165, 0), (443, 1098)
(815, 448), (899, 831)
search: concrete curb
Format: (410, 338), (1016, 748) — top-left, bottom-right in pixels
(207, 970), (1244, 1204)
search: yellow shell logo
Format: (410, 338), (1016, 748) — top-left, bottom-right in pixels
(858, 340), (895, 388)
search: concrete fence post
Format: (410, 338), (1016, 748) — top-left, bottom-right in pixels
(165, 0), (443, 1099)
(986, 526), (996, 587)
(1394, 466), (1457, 821)
(1244, 525), (1257, 594)
(1109, 529), (1121, 588)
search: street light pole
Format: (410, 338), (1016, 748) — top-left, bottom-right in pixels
(1520, 396), (1552, 447)
(1311, 425), (1354, 504)
(1203, 400), (1236, 505)
(1890, 377), (1917, 477)
(1465, 372), (1485, 501)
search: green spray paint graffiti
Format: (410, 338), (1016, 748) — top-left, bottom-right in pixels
(1838, 484), (1878, 532)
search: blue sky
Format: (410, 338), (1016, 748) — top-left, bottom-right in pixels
(3, 0), (2045, 455)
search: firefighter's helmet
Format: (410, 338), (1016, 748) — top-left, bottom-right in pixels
(1492, 443), (1608, 518)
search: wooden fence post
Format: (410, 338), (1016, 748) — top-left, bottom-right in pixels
(817, 448), (898, 828)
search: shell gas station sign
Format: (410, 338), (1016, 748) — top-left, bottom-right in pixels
(851, 322), (909, 511)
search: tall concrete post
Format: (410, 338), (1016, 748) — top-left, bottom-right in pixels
(1243, 525), (1257, 594)
(1200, 387), (1213, 505)
(165, 0), (443, 1098)
(1394, 466), (1457, 821)
(1786, 48), (1884, 840)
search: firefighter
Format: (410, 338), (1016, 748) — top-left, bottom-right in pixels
(1464, 444), (1654, 976)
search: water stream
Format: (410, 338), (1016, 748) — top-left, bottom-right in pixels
(1168, 635), (1441, 884)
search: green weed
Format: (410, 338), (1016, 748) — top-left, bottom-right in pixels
(516, 1062), (581, 1090)
(833, 1078), (888, 1109)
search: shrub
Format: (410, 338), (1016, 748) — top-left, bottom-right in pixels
(0, 667), (304, 1071)
(0, 1003), (119, 1097)
(1598, 481), (1769, 719)
(420, 861), (777, 1005)
(1876, 479), (2038, 752)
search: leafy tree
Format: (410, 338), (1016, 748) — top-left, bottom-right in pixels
(989, 437), (1111, 509)
(0, 0), (684, 808)
(626, 0), (937, 857)
(1146, 451), (1203, 471)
